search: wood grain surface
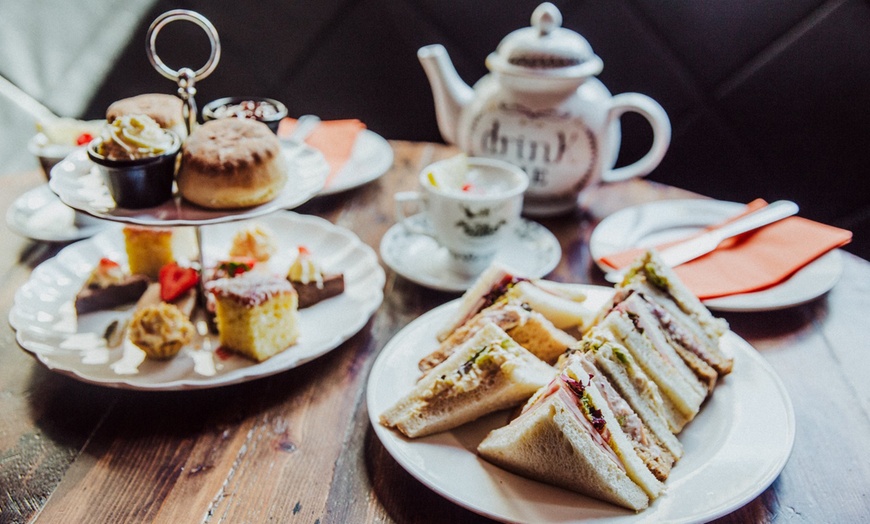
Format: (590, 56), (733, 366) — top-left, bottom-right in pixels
(1, 141), (868, 524)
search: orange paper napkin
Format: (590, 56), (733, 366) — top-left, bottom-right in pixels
(599, 199), (853, 299)
(278, 118), (366, 187)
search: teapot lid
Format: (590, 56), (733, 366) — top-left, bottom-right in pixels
(486, 2), (603, 79)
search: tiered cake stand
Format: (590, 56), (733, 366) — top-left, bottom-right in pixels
(11, 10), (384, 390)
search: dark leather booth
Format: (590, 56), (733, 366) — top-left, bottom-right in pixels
(86, 0), (870, 259)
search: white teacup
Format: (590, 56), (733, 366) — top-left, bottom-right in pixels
(395, 156), (528, 277)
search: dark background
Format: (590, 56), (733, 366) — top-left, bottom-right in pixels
(85, 0), (870, 260)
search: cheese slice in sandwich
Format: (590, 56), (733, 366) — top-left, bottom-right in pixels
(436, 264), (595, 342)
(478, 352), (665, 511)
(566, 328), (683, 461)
(601, 293), (708, 433)
(380, 323), (556, 438)
(419, 297), (576, 373)
(618, 249), (732, 375)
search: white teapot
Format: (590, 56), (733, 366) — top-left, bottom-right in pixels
(418, 2), (671, 216)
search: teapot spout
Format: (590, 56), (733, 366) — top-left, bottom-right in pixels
(418, 44), (473, 145)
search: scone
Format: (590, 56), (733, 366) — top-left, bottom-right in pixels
(177, 118), (288, 209)
(106, 93), (186, 139)
(206, 272), (299, 361)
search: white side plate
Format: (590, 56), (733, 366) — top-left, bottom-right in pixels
(589, 199), (843, 311)
(318, 129), (393, 195)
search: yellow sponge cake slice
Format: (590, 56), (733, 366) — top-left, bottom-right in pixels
(207, 273), (299, 361)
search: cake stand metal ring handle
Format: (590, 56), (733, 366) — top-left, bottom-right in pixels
(146, 9), (221, 81)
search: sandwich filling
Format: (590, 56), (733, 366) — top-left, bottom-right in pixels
(571, 333), (684, 459)
(426, 338), (515, 399)
(617, 290), (720, 391)
(574, 356), (675, 481)
(453, 274), (527, 335)
(522, 372), (624, 470)
(612, 293), (708, 403)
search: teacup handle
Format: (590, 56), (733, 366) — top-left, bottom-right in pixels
(602, 92), (672, 183)
(394, 191), (436, 237)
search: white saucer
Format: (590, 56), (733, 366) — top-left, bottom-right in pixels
(48, 145), (327, 226)
(380, 214), (561, 292)
(6, 184), (106, 242)
(590, 199), (844, 312)
(319, 129), (393, 196)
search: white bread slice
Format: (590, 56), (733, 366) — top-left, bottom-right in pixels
(478, 358), (665, 510)
(601, 309), (704, 432)
(506, 281), (595, 332)
(419, 298), (576, 372)
(380, 324), (555, 438)
(573, 328), (683, 459)
(478, 395), (650, 511)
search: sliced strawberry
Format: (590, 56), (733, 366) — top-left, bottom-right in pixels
(159, 262), (199, 302)
(97, 257), (121, 271)
(76, 132), (94, 146)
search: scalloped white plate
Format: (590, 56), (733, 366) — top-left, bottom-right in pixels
(48, 145), (328, 226)
(368, 293), (795, 523)
(9, 212), (384, 390)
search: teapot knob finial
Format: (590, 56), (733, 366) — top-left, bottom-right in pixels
(532, 2), (562, 36)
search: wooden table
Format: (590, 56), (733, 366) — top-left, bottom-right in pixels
(2, 141), (868, 523)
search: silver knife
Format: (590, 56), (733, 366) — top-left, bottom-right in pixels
(604, 200), (799, 283)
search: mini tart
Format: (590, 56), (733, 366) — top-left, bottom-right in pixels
(177, 118), (288, 209)
(128, 303), (194, 360)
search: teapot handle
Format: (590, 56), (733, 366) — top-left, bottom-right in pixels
(602, 93), (672, 182)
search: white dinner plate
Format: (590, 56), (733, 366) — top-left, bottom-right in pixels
(317, 129), (393, 196)
(589, 199), (843, 312)
(9, 212), (384, 390)
(367, 292), (795, 523)
(6, 184), (107, 242)
(380, 214), (561, 292)
(48, 145), (328, 226)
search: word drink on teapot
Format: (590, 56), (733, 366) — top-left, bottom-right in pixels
(419, 2), (671, 216)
